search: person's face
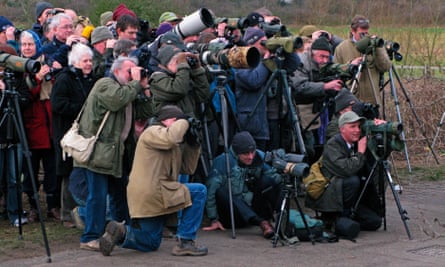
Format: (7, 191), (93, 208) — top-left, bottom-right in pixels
(20, 35), (37, 58)
(238, 151), (255, 166)
(117, 26), (138, 42)
(75, 54), (93, 75)
(340, 121), (362, 144)
(312, 50), (330, 67)
(55, 17), (74, 42)
(352, 27), (369, 41)
(114, 60), (136, 85)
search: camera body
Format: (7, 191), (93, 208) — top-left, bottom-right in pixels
(185, 117), (202, 146)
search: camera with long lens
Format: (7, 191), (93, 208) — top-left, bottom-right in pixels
(196, 42), (260, 69)
(0, 53), (41, 74)
(319, 62), (358, 83)
(361, 120), (404, 159)
(384, 40), (403, 61)
(264, 148), (309, 178)
(261, 36), (303, 54)
(172, 8), (214, 39)
(355, 35), (384, 54)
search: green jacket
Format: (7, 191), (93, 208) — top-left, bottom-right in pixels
(74, 76), (153, 177)
(149, 63), (210, 118)
(305, 133), (366, 212)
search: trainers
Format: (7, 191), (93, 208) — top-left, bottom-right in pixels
(99, 220), (126, 256)
(80, 240), (100, 251)
(71, 207), (85, 230)
(13, 217), (28, 227)
(259, 220), (274, 239)
(172, 239), (208, 256)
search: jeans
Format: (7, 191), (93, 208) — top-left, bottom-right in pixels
(0, 144), (22, 224)
(80, 168), (129, 243)
(121, 183), (206, 252)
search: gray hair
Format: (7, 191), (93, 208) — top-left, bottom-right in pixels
(50, 13), (72, 28)
(113, 39), (136, 58)
(68, 43), (93, 65)
(110, 56), (138, 73)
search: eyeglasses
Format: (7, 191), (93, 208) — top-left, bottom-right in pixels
(59, 24), (74, 30)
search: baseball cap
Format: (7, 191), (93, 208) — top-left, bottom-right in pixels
(338, 111), (365, 127)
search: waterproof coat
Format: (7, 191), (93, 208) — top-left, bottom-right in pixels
(305, 133), (366, 212)
(127, 119), (200, 218)
(334, 39), (391, 105)
(74, 76), (152, 177)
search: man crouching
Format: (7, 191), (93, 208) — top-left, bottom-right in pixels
(99, 105), (208, 256)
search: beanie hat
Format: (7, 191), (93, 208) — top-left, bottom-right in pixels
(242, 27), (265, 45)
(245, 12), (264, 27)
(35, 1), (53, 20)
(112, 4), (137, 21)
(311, 37), (332, 53)
(232, 131), (256, 154)
(156, 23), (173, 36)
(338, 111), (365, 128)
(0, 16), (14, 32)
(100, 11), (113, 26)
(158, 12), (181, 25)
(157, 45), (181, 66)
(157, 105), (184, 121)
(91, 26), (113, 45)
(335, 88), (359, 113)
(299, 25), (319, 37)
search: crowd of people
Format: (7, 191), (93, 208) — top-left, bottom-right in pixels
(0, 1), (395, 257)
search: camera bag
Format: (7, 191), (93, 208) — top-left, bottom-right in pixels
(302, 157), (330, 199)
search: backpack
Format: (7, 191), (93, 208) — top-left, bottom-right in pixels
(302, 157), (330, 199)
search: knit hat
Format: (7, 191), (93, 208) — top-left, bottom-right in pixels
(335, 88), (359, 113)
(156, 23), (173, 36)
(311, 37), (332, 53)
(243, 27), (265, 45)
(112, 4), (137, 21)
(158, 11), (181, 24)
(232, 131), (256, 154)
(157, 45), (181, 66)
(0, 16), (13, 32)
(245, 12), (264, 27)
(91, 26), (113, 45)
(299, 25), (319, 37)
(157, 105), (184, 121)
(35, 1), (53, 20)
(338, 111), (365, 128)
(100, 11), (113, 26)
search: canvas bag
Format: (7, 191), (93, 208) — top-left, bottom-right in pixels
(302, 157), (330, 199)
(60, 104), (110, 164)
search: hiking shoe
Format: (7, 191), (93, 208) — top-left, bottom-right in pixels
(80, 240), (100, 251)
(13, 217), (28, 227)
(99, 220), (126, 256)
(172, 239), (208, 256)
(71, 207), (85, 230)
(260, 220), (274, 239)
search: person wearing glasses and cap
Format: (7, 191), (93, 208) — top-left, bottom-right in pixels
(333, 15), (391, 107)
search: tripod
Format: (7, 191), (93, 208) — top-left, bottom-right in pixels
(208, 68), (240, 239)
(0, 70), (52, 262)
(352, 151), (412, 240)
(272, 174), (315, 247)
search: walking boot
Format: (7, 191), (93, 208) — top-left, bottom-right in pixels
(172, 238), (208, 256)
(260, 220), (274, 239)
(99, 220), (126, 256)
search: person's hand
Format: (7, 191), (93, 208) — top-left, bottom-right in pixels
(106, 38), (117, 49)
(323, 79), (343, 91)
(202, 220), (225, 231)
(0, 80), (5, 91)
(130, 66), (144, 81)
(357, 135), (367, 153)
(5, 26), (15, 41)
(373, 118), (386, 125)
(36, 64), (51, 81)
(350, 57), (362, 65)
(312, 30), (331, 41)
(66, 35), (82, 46)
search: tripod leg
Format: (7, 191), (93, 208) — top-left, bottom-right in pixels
(383, 161), (412, 240)
(10, 96), (52, 262)
(272, 195), (287, 247)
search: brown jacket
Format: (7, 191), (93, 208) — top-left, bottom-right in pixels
(334, 39), (391, 105)
(127, 119), (200, 218)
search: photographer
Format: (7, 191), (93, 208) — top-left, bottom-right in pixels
(291, 37), (345, 162)
(99, 105), (208, 257)
(203, 131), (283, 239)
(333, 15), (391, 106)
